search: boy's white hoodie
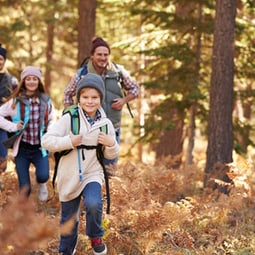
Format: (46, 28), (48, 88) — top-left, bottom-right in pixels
(41, 105), (119, 202)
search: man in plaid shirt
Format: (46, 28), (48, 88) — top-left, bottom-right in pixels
(63, 37), (139, 168)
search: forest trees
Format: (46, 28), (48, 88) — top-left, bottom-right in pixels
(130, 0), (214, 167)
(1, 0), (255, 167)
(130, 0), (255, 172)
(205, 0), (236, 185)
(78, 0), (96, 65)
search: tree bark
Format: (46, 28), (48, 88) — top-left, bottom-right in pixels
(45, 22), (54, 95)
(205, 0), (236, 186)
(78, 0), (96, 67)
(186, 4), (203, 166)
(156, 108), (185, 169)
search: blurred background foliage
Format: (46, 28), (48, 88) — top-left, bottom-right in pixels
(1, 0), (255, 165)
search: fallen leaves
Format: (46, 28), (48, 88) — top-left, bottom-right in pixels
(0, 156), (255, 254)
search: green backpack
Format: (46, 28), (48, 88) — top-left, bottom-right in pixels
(52, 105), (110, 213)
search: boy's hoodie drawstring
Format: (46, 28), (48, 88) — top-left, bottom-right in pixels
(77, 148), (83, 182)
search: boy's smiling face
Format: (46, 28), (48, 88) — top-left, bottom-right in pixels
(79, 87), (101, 118)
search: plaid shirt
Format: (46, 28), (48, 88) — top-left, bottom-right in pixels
(22, 97), (40, 145)
(83, 110), (102, 126)
(64, 61), (139, 105)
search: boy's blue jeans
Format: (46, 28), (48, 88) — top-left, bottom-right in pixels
(14, 143), (49, 196)
(59, 182), (104, 255)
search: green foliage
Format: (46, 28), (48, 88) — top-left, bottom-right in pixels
(126, 0), (255, 159)
(233, 117), (255, 155)
(1, 0), (255, 158)
(128, 1), (213, 147)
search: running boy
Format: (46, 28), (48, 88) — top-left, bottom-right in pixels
(42, 73), (119, 255)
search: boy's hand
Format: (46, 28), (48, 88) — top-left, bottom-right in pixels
(98, 132), (115, 147)
(70, 131), (82, 147)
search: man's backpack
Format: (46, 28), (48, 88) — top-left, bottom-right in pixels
(52, 105), (111, 214)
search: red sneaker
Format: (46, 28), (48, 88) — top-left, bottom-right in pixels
(91, 238), (107, 255)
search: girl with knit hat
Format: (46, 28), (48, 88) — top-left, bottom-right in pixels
(0, 66), (53, 201)
(0, 44), (18, 175)
(42, 73), (119, 255)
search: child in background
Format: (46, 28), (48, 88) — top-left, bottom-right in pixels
(42, 73), (119, 255)
(0, 66), (53, 201)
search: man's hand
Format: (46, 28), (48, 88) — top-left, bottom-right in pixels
(111, 98), (125, 111)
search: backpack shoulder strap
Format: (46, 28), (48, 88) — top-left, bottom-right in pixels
(111, 63), (134, 119)
(52, 105), (80, 189)
(97, 123), (111, 214)
(63, 105), (80, 135)
(76, 66), (88, 84)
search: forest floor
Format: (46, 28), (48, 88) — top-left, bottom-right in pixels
(1, 154), (255, 255)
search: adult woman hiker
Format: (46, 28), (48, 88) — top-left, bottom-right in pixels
(0, 66), (53, 201)
(42, 73), (119, 255)
(0, 44), (18, 175)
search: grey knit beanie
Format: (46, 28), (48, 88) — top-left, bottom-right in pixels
(76, 73), (105, 102)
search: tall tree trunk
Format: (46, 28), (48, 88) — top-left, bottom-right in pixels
(186, 4), (203, 166)
(45, 21), (54, 95)
(156, 108), (185, 169)
(186, 104), (196, 165)
(205, 0), (236, 186)
(78, 0), (96, 66)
